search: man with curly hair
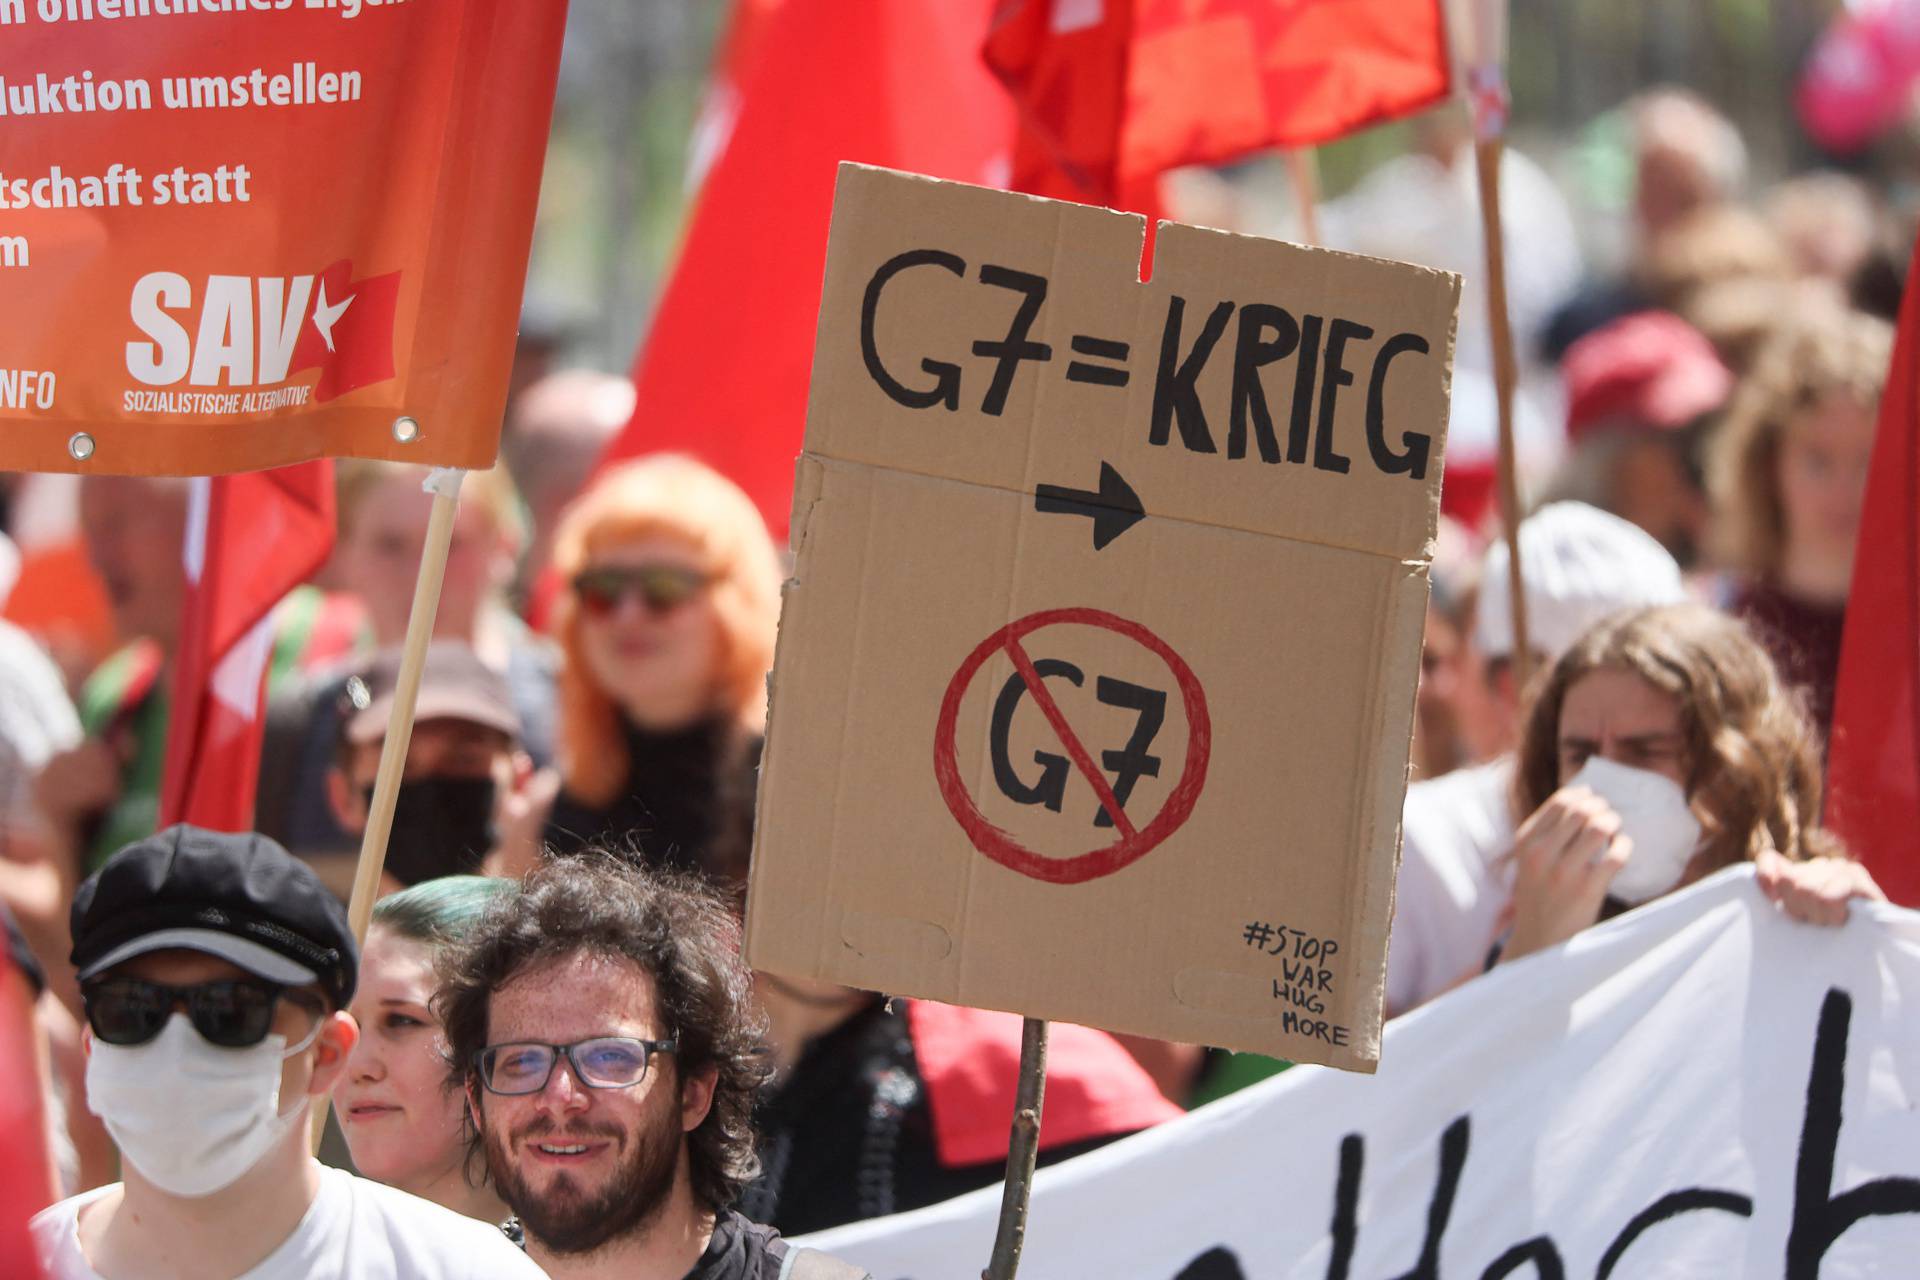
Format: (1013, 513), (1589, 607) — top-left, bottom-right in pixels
(437, 856), (867, 1279)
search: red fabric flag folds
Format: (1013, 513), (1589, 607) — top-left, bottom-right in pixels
(1826, 230), (1920, 906)
(986, 0), (1453, 205)
(905, 999), (1181, 1166)
(602, 0), (1014, 538)
(160, 463), (336, 833)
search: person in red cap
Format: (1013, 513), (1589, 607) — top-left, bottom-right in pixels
(1548, 310), (1735, 568)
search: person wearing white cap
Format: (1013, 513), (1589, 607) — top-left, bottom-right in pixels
(1385, 503), (1688, 1017)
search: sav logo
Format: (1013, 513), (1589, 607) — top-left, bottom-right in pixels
(125, 260), (400, 402)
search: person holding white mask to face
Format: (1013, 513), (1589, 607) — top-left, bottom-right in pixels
(1385, 503), (1690, 1017)
(1498, 604), (1883, 965)
(31, 825), (544, 1280)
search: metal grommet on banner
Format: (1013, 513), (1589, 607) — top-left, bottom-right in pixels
(392, 416), (421, 444)
(67, 432), (96, 462)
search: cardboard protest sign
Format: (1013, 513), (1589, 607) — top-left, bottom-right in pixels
(803, 871), (1920, 1277)
(0, 0), (565, 476)
(745, 164), (1460, 1071)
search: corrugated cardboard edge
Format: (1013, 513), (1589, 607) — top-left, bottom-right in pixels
(1344, 563), (1432, 1070)
(742, 454), (828, 974)
(1343, 247), (1462, 1069)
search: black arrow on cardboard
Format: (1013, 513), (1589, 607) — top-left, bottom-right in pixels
(1034, 462), (1145, 551)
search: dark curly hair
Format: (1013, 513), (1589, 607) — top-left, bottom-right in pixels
(1515, 603), (1845, 871)
(434, 854), (771, 1211)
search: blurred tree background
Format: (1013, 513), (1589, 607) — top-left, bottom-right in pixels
(527, 0), (1892, 374)
(524, 0), (724, 372)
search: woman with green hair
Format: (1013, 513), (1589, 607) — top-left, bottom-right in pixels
(339, 876), (514, 1222)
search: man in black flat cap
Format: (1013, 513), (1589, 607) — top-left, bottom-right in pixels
(30, 824), (544, 1280)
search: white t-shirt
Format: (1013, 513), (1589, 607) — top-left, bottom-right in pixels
(32, 1165), (546, 1280)
(1385, 758), (1519, 1017)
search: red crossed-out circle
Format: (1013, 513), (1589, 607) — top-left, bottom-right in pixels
(932, 607), (1211, 886)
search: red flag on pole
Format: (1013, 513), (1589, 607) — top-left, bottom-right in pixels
(986, 0), (1453, 206)
(1827, 236), (1920, 906)
(159, 463), (336, 832)
(600, 0), (1014, 538)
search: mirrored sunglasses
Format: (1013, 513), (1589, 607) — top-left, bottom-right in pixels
(571, 565), (712, 618)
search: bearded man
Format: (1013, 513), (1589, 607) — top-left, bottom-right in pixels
(438, 856), (868, 1279)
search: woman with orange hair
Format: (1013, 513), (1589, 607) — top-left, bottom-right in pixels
(538, 456), (783, 884)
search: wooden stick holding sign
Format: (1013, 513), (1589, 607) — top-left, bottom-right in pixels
(983, 1017), (1050, 1280)
(1473, 135), (1531, 691)
(312, 465), (466, 1150)
(1461, 4), (1532, 689)
(1284, 148), (1323, 247)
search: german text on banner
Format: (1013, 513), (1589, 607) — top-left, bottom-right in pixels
(802, 869), (1920, 1278)
(0, 0), (567, 477)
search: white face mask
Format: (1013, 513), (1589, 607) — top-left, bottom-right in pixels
(1568, 756), (1704, 905)
(86, 1011), (320, 1198)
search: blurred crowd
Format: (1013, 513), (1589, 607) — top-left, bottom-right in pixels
(0, 84), (1908, 1278)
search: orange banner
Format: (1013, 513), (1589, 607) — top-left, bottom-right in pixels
(0, 0), (566, 476)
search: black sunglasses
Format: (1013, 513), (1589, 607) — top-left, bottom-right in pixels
(82, 978), (320, 1049)
(571, 565), (711, 618)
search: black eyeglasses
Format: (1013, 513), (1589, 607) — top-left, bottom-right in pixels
(571, 565), (711, 619)
(82, 978), (321, 1048)
(474, 1036), (678, 1096)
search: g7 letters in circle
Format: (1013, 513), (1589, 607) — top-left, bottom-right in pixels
(933, 608), (1211, 885)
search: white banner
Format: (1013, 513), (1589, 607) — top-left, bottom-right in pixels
(802, 868), (1920, 1278)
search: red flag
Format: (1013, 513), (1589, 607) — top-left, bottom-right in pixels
(160, 463), (336, 832)
(0, 949), (50, 1280)
(288, 260), (403, 404)
(1827, 236), (1920, 906)
(600, 0), (1014, 538)
(905, 1000), (1181, 1165)
(987, 0), (1452, 206)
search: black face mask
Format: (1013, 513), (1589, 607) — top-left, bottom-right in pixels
(367, 775), (499, 887)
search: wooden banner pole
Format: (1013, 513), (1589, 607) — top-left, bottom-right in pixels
(982, 1017), (1050, 1280)
(312, 464), (466, 1151)
(1284, 148), (1323, 246)
(1472, 131), (1532, 692)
